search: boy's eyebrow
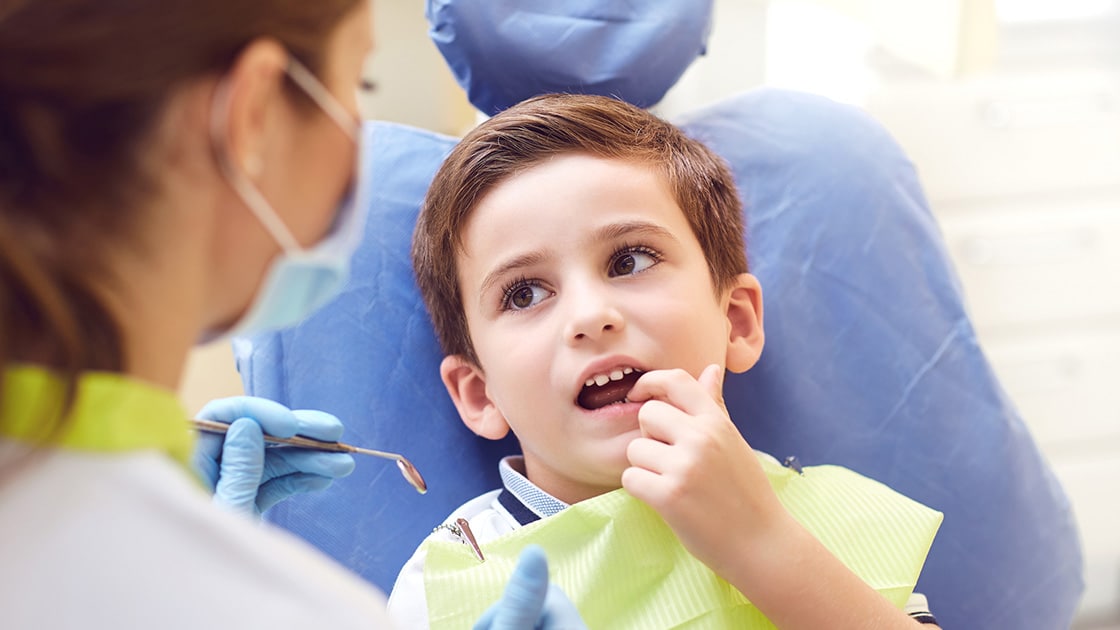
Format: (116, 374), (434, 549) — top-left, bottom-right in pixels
(594, 220), (680, 245)
(479, 251), (549, 298)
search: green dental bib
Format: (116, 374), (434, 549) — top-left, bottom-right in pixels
(424, 454), (942, 629)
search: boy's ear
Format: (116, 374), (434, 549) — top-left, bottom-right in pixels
(724, 273), (765, 374)
(439, 355), (511, 440)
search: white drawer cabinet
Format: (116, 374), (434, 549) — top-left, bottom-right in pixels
(984, 328), (1120, 449)
(935, 196), (1120, 333)
(867, 68), (1120, 202)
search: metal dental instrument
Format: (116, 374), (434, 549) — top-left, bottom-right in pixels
(191, 418), (427, 494)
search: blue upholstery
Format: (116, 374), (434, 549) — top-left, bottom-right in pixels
(426, 0), (713, 115)
(234, 4), (1083, 628)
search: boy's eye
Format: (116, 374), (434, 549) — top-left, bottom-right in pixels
(502, 282), (549, 311)
(609, 248), (660, 277)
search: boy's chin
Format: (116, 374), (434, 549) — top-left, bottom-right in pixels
(563, 472), (629, 505)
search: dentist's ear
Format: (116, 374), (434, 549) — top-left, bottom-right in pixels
(216, 38), (289, 180)
(440, 355), (511, 440)
(724, 273), (765, 373)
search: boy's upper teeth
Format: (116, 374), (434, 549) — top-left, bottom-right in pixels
(585, 366), (637, 388)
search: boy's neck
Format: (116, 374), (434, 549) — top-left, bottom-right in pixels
(511, 455), (621, 506)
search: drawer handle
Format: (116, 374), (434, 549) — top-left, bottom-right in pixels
(998, 355), (1083, 395)
(979, 93), (1117, 129)
(958, 229), (1096, 266)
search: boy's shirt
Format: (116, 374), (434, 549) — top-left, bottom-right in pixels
(387, 455), (939, 629)
(387, 458), (551, 629)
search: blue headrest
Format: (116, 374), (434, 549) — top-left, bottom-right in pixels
(236, 91), (1082, 629)
(426, 0), (713, 114)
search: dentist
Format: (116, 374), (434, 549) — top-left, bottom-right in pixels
(0, 0), (582, 627)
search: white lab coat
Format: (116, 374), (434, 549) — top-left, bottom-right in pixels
(0, 445), (394, 629)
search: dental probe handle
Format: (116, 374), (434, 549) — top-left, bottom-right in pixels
(190, 418), (428, 494)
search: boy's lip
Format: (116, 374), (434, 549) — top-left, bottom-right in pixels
(573, 355), (648, 403)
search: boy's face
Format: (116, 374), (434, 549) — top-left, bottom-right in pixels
(440, 154), (762, 504)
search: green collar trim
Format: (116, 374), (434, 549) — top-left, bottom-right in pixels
(0, 365), (194, 470)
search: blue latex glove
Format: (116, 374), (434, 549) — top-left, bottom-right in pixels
(474, 546), (587, 630)
(192, 396), (356, 518)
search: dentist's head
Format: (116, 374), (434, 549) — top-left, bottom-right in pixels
(0, 0), (373, 389)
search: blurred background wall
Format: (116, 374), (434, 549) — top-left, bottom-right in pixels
(181, 1), (1120, 625)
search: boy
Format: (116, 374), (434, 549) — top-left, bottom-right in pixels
(389, 94), (940, 628)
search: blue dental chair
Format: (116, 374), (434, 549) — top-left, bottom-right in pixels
(235, 2), (1083, 628)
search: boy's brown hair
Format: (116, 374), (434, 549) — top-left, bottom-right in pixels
(412, 93), (748, 365)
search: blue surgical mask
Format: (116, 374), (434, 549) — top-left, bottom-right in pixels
(205, 57), (370, 340)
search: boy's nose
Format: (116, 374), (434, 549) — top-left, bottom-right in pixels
(564, 286), (625, 343)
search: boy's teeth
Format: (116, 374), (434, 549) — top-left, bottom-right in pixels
(584, 367), (642, 389)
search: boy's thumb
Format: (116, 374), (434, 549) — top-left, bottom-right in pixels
(698, 364), (727, 411)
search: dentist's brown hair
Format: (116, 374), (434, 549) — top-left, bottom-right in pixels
(0, 0), (360, 464)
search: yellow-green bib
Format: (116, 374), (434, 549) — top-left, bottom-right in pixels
(0, 365), (194, 470)
(424, 454), (942, 629)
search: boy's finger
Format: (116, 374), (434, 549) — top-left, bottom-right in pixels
(636, 399), (686, 443)
(628, 368), (723, 416)
(696, 364), (728, 412)
(626, 434), (674, 472)
(621, 466), (674, 509)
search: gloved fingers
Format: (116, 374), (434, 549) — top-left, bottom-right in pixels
(197, 395), (300, 439)
(485, 545), (551, 630)
(472, 605), (499, 630)
(474, 546), (587, 630)
(291, 408), (346, 442)
(212, 418), (266, 516)
(255, 473), (334, 513)
(191, 430), (224, 492)
(540, 584), (587, 630)
(262, 448), (356, 481)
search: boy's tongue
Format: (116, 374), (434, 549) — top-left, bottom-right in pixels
(578, 371), (642, 410)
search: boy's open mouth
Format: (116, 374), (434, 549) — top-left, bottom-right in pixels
(577, 367), (644, 410)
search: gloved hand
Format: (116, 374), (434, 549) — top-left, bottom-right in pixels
(191, 396), (356, 518)
(474, 545), (587, 630)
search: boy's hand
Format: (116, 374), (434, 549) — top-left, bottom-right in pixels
(624, 367), (929, 628)
(622, 365), (789, 580)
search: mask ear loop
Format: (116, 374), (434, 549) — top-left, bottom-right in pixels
(208, 70), (304, 253)
(281, 57), (362, 237)
(284, 57), (361, 138)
